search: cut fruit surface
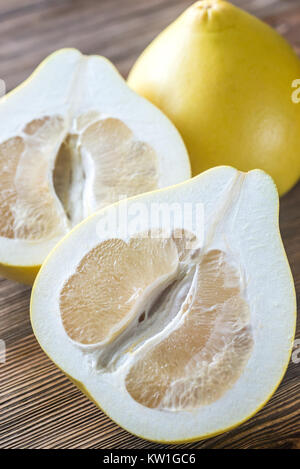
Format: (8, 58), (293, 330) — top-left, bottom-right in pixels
(31, 166), (296, 443)
(0, 49), (190, 284)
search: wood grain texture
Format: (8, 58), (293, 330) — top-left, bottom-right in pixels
(0, 0), (299, 449)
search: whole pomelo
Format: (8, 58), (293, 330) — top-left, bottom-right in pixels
(128, 0), (300, 195)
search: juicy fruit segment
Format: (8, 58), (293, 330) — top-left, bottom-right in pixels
(80, 118), (158, 209)
(126, 250), (253, 410)
(0, 112), (158, 242)
(0, 116), (65, 240)
(0, 137), (23, 238)
(60, 230), (253, 411)
(60, 236), (178, 345)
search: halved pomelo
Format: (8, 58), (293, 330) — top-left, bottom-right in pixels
(31, 166), (296, 443)
(0, 48), (190, 284)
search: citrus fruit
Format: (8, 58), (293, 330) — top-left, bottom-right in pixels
(31, 166), (296, 443)
(0, 48), (190, 284)
(128, 0), (300, 195)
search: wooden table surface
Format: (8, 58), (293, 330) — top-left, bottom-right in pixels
(0, 0), (299, 449)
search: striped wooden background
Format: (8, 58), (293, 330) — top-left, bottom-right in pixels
(0, 0), (299, 449)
